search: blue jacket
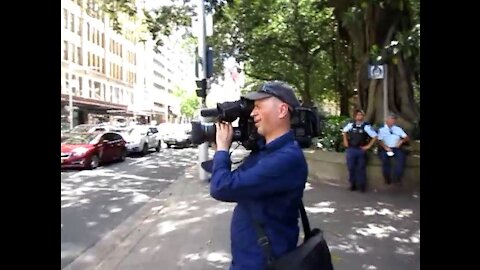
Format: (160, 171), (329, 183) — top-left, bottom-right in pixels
(210, 131), (308, 270)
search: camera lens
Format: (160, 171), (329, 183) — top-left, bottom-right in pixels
(191, 121), (216, 145)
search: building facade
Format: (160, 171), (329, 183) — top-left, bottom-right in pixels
(61, 0), (196, 128)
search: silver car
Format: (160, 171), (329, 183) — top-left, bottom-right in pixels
(122, 125), (162, 155)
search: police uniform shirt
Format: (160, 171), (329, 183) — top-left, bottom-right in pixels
(378, 124), (407, 148)
(342, 122), (378, 138)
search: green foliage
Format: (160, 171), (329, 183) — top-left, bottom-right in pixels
(211, 0), (337, 104)
(172, 87), (200, 118)
(98, 0), (195, 49)
(318, 115), (349, 152)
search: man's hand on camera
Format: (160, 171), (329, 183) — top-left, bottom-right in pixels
(216, 122), (233, 151)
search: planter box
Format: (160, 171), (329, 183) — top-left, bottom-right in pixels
(304, 149), (420, 191)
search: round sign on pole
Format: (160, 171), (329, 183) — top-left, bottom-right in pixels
(368, 64), (385, 79)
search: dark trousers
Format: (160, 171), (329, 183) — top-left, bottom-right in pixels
(346, 147), (367, 187)
(378, 148), (406, 182)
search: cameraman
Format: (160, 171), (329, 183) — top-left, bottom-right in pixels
(210, 81), (308, 270)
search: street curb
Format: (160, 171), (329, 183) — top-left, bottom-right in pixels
(63, 165), (199, 270)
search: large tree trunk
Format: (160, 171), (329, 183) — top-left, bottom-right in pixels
(332, 37), (351, 116)
(329, 0), (419, 134)
(302, 68), (314, 106)
(339, 83), (349, 116)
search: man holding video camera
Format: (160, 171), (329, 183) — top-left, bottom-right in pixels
(210, 81), (308, 270)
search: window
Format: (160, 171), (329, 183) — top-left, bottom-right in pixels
(70, 14), (75, 32)
(71, 75), (77, 94)
(88, 80), (92, 98)
(77, 47), (82, 65)
(96, 31), (100, 46)
(101, 33), (105, 48)
(102, 133), (116, 142)
(150, 128), (159, 134)
(94, 81), (101, 99)
(102, 58), (105, 74)
(102, 84), (106, 100)
(70, 43), (75, 63)
(115, 87), (119, 102)
(63, 9), (69, 29)
(87, 23), (90, 41)
(113, 134), (123, 141)
(65, 73), (70, 90)
(63, 41), (69, 60)
(77, 18), (82, 36)
(78, 77), (83, 91)
(120, 89), (124, 103)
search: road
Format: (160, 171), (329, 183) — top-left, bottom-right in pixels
(61, 147), (199, 269)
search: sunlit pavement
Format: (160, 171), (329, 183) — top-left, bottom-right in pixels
(303, 182), (420, 270)
(61, 147), (199, 269)
(63, 148), (419, 270)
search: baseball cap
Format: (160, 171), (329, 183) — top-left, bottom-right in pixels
(354, 109), (365, 115)
(387, 112), (398, 119)
(243, 81), (301, 108)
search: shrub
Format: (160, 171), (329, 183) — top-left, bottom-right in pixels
(318, 115), (350, 152)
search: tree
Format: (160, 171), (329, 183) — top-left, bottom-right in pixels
(211, 0), (337, 106)
(328, 0), (420, 132)
(94, 0), (195, 50)
(173, 87), (201, 118)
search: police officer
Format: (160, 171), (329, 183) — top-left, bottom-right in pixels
(378, 113), (409, 184)
(342, 109), (378, 192)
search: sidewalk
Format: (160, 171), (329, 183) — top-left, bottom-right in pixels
(65, 165), (420, 270)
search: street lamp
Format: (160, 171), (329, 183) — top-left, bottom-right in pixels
(69, 84), (74, 129)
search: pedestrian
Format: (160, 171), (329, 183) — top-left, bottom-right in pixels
(210, 81), (308, 270)
(341, 109), (378, 192)
(377, 112), (409, 184)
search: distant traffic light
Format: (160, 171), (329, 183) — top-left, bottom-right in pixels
(195, 79), (207, 98)
(206, 47), (214, 78)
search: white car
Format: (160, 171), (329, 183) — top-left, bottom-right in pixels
(121, 125), (162, 155)
(163, 124), (193, 148)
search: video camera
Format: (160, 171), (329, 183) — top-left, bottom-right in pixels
(191, 98), (321, 151)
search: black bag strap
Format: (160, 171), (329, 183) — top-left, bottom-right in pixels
(299, 201), (313, 240)
(251, 218), (276, 267)
(248, 200), (314, 268)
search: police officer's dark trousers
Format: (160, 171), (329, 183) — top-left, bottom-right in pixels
(378, 148), (406, 182)
(346, 147), (367, 188)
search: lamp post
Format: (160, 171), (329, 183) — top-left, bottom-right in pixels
(69, 84), (73, 129)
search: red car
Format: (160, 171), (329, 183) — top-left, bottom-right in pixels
(61, 132), (127, 170)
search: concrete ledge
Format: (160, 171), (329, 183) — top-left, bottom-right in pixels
(304, 149), (420, 192)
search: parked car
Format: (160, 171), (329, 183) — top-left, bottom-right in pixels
(61, 132), (127, 170)
(163, 124), (192, 148)
(121, 125), (161, 155)
(69, 124), (116, 133)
